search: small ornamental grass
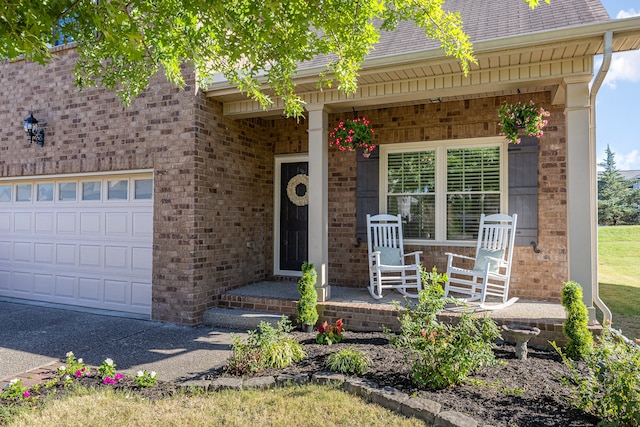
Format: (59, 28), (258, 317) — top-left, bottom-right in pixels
(227, 316), (305, 375)
(326, 348), (371, 375)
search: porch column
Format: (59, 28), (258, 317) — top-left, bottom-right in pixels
(564, 78), (596, 322)
(307, 106), (330, 301)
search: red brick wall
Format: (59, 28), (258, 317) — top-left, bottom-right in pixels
(0, 46), (276, 324)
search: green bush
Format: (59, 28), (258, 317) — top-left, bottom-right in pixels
(297, 262), (319, 328)
(389, 266), (501, 390)
(326, 348), (371, 375)
(227, 316), (305, 374)
(561, 281), (593, 360)
(554, 327), (640, 426)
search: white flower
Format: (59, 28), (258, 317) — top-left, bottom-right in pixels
(66, 351), (74, 358)
(58, 365), (66, 372)
(150, 371), (157, 378)
(77, 358), (83, 364)
(104, 358), (114, 366)
(136, 370), (144, 377)
(9, 378), (19, 385)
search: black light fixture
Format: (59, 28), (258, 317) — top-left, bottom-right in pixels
(24, 112), (45, 147)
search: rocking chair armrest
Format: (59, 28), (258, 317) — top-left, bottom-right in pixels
(444, 252), (476, 262)
(403, 250), (423, 258)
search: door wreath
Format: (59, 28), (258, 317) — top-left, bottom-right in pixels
(286, 174), (309, 207)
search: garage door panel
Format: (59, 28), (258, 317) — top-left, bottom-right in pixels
(0, 270), (10, 290)
(0, 173), (153, 316)
(132, 212), (153, 236)
(55, 276), (76, 298)
(14, 213), (32, 232)
(57, 213), (77, 234)
(79, 245), (101, 267)
(78, 277), (101, 302)
(104, 279), (128, 305)
(106, 212), (129, 235)
(34, 274), (54, 296)
(13, 242), (32, 262)
(105, 246), (128, 269)
(35, 212), (54, 233)
(12, 272), (33, 293)
(56, 244), (76, 265)
(80, 212), (102, 234)
(132, 247), (152, 271)
(34, 243), (54, 264)
(0, 242), (10, 260)
(0, 213), (10, 231)
(131, 282), (151, 307)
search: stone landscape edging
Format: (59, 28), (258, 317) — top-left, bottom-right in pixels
(193, 372), (481, 427)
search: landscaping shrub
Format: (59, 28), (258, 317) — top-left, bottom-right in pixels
(227, 316), (305, 374)
(296, 262), (319, 330)
(555, 327), (640, 426)
(561, 281), (593, 360)
(389, 266), (501, 390)
(326, 348), (371, 375)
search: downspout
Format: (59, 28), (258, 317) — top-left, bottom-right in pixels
(589, 31), (613, 324)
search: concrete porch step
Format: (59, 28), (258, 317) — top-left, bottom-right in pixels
(203, 307), (288, 331)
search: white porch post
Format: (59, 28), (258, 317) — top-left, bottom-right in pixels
(564, 78), (596, 322)
(307, 106), (330, 301)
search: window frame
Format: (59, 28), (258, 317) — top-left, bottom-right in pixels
(380, 137), (508, 246)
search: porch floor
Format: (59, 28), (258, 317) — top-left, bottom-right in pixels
(219, 281), (576, 349)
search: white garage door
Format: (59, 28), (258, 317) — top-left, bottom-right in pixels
(0, 172), (153, 316)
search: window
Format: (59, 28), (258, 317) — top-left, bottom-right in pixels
(0, 185), (10, 203)
(381, 138), (506, 244)
(37, 183), (54, 202)
(134, 179), (153, 200)
(82, 181), (101, 201)
(16, 184), (32, 202)
(107, 180), (128, 200)
(59, 182), (77, 201)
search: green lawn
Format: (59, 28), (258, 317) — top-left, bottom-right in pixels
(598, 225), (640, 340)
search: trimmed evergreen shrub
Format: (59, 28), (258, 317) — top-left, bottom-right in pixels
(560, 281), (593, 360)
(296, 262), (319, 328)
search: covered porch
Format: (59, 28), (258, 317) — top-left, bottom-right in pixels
(208, 280), (576, 349)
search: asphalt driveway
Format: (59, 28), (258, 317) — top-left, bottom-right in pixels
(0, 299), (240, 383)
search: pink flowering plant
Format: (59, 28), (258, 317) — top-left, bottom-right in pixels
(498, 101), (550, 144)
(58, 351), (89, 378)
(329, 117), (376, 158)
(316, 318), (345, 345)
(1, 378), (31, 400)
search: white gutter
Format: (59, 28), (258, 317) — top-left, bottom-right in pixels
(589, 31), (613, 325)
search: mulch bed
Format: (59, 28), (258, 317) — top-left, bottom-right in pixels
(2, 331), (599, 427)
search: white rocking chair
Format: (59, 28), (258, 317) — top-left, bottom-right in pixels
(366, 214), (422, 300)
(444, 213), (518, 310)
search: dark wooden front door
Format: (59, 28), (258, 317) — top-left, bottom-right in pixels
(279, 161), (309, 271)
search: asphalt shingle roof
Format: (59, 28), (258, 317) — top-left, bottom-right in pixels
(300, 0), (610, 69)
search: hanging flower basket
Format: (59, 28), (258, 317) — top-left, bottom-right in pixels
(329, 117), (376, 158)
(498, 101), (550, 144)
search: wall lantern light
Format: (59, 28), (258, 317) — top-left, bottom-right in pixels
(24, 112), (45, 147)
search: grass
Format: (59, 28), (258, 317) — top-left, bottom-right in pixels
(5, 384), (426, 427)
(598, 225), (640, 340)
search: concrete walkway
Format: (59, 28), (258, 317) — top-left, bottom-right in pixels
(0, 299), (242, 385)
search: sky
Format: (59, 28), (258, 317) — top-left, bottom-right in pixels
(594, 1), (640, 171)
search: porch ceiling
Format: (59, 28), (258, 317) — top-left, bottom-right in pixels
(205, 17), (640, 118)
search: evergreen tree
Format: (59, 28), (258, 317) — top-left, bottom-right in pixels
(598, 145), (640, 225)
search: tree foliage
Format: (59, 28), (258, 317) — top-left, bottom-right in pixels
(598, 145), (640, 226)
(1, 0), (547, 116)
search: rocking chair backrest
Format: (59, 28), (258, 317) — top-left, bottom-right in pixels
(475, 213), (517, 273)
(366, 214), (405, 267)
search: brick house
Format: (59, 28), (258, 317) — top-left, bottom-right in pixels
(1, 1), (639, 325)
